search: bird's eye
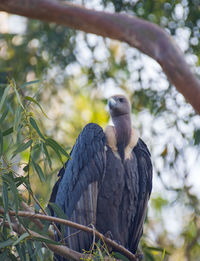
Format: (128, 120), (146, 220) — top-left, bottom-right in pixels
(119, 98), (123, 102)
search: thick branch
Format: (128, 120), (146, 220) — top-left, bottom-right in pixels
(0, 208), (137, 261)
(0, 0), (200, 113)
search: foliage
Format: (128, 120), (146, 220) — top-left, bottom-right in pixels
(0, 0), (200, 260)
(0, 80), (71, 260)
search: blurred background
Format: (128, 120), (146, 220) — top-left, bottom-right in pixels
(0, 0), (200, 260)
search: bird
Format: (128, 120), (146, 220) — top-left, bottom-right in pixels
(49, 94), (153, 260)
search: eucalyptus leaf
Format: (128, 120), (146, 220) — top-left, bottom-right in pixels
(0, 85), (10, 112)
(25, 96), (49, 118)
(13, 232), (29, 246)
(0, 238), (14, 249)
(30, 117), (45, 140)
(31, 236), (60, 245)
(2, 181), (9, 214)
(32, 160), (46, 182)
(0, 106), (9, 125)
(0, 129), (3, 156)
(12, 80), (24, 109)
(3, 127), (13, 136)
(42, 142), (52, 169)
(46, 138), (70, 159)
(21, 80), (40, 89)
(13, 139), (33, 158)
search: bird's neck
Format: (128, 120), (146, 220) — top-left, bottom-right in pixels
(112, 114), (132, 160)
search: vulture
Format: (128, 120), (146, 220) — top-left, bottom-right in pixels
(49, 94), (153, 260)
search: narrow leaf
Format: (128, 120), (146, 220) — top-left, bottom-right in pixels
(0, 238), (14, 249)
(4, 174), (19, 214)
(42, 142), (52, 169)
(46, 138), (70, 159)
(45, 140), (64, 164)
(0, 85), (10, 112)
(12, 80), (24, 109)
(32, 160), (46, 182)
(13, 106), (22, 134)
(13, 232), (29, 246)
(3, 127), (13, 136)
(2, 181), (9, 214)
(21, 80), (40, 89)
(30, 117), (45, 140)
(48, 202), (68, 219)
(31, 236), (60, 245)
(0, 130), (3, 156)
(13, 139), (33, 158)
(113, 252), (129, 261)
(25, 96), (49, 118)
(0, 106), (9, 125)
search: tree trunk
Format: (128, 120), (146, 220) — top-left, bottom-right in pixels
(0, 0), (200, 113)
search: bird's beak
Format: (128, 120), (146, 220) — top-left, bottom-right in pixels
(108, 98), (117, 109)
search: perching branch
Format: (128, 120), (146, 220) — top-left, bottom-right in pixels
(0, 208), (137, 261)
(0, 217), (83, 261)
(0, 0), (200, 113)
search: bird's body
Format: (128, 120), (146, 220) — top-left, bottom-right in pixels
(49, 95), (152, 260)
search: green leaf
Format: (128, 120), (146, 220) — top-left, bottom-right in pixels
(48, 202), (68, 219)
(42, 142), (52, 169)
(13, 232), (29, 246)
(113, 252), (129, 261)
(16, 243), (26, 261)
(25, 96), (49, 118)
(46, 138), (70, 159)
(0, 106), (9, 125)
(13, 139), (33, 158)
(15, 244), (25, 261)
(31, 236), (60, 245)
(30, 117), (45, 140)
(46, 140), (63, 164)
(0, 238), (14, 249)
(21, 80), (40, 89)
(13, 106), (22, 134)
(2, 181), (9, 214)
(0, 85), (10, 112)
(32, 160), (46, 182)
(161, 248), (166, 261)
(0, 129), (3, 156)
(4, 174), (19, 214)
(12, 80), (24, 109)
(3, 127), (13, 136)
(194, 129), (200, 145)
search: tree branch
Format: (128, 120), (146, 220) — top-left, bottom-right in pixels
(0, 208), (137, 261)
(0, 217), (83, 261)
(0, 0), (200, 113)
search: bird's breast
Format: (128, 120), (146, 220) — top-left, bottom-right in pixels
(104, 125), (139, 160)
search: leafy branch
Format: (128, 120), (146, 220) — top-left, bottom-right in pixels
(0, 207), (137, 261)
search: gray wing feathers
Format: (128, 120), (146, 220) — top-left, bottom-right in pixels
(53, 123), (106, 254)
(130, 138), (153, 253)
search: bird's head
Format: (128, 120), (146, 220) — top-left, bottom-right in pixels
(108, 95), (131, 118)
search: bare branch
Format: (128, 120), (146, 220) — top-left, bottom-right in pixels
(0, 0), (200, 113)
(0, 208), (137, 260)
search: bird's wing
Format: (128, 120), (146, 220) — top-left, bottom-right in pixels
(49, 123), (106, 253)
(129, 138), (153, 253)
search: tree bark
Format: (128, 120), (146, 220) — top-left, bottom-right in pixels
(0, 0), (200, 113)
